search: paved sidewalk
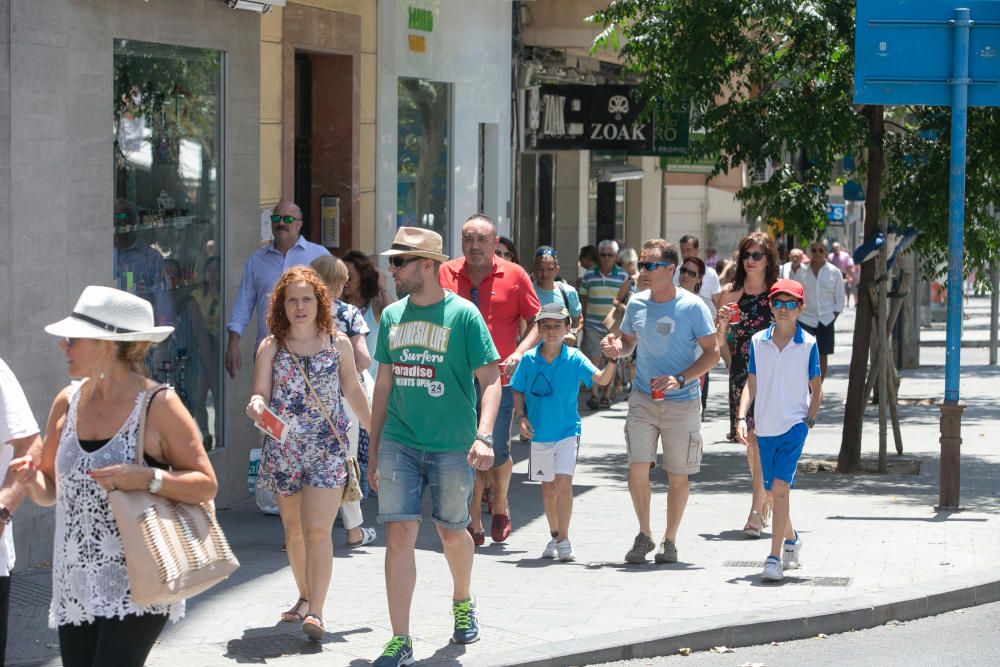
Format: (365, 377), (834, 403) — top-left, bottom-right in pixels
(8, 298), (1000, 666)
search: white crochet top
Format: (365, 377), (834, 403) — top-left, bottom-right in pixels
(49, 384), (184, 628)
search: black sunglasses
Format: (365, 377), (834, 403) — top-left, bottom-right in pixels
(679, 267), (700, 279)
(496, 249), (514, 259)
(742, 251), (766, 261)
(270, 214), (301, 224)
(389, 255), (422, 268)
(810, 247), (827, 254)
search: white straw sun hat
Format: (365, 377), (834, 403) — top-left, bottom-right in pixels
(44, 285), (174, 343)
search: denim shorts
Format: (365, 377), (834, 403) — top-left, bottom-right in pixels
(757, 422), (808, 490)
(376, 439), (474, 530)
(475, 383), (514, 467)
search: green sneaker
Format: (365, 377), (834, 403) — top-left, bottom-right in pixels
(373, 635), (414, 666)
(451, 597), (480, 644)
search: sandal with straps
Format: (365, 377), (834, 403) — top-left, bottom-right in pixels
(743, 511), (763, 539)
(281, 597), (308, 623)
(302, 613), (325, 641)
(761, 498), (772, 529)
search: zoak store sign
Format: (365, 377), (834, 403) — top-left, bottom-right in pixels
(525, 84), (653, 151)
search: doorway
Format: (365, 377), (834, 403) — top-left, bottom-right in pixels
(294, 51), (354, 252)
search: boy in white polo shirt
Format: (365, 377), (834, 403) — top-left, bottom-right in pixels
(510, 303), (616, 562)
(736, 279), (822, 582)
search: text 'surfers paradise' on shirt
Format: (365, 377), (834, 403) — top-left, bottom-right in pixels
(375, 291), (499, 452)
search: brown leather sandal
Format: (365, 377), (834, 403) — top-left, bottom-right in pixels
(281, 597), (308, 622)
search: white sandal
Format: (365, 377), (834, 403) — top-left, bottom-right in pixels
(346, 526), (376, 548)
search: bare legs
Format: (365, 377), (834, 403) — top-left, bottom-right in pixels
(628, 463), (689, 543)
(488, 460), (512, 517)
(768, 480), (795, 558)
(276, 485), (344, 620)
(541, 475), (573, 541)
(745, 433), (767, 526)
(384, 520), (474, 636)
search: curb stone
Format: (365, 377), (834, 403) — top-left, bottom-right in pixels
(486, 568), (1000, 666)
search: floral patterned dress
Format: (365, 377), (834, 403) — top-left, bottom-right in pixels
(727, 290), (774, 437)
(257, 342), (350, 495)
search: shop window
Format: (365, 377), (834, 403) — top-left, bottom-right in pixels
(113, 39), (224, 450)
(397, 78), (451, 249)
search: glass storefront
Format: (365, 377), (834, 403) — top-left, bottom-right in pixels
(397, 78), (450, 248)
(113, 39), (224, 449)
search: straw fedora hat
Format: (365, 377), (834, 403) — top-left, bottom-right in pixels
(381, 227), (450, 263)
(44, 285), (175, 343)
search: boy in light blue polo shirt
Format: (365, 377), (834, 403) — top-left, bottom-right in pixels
(737, 279), (823, 582)
(510, 303), (616, 562)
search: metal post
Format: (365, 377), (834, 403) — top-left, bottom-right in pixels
(877, 228), (889, 472)
(990, 264), (999, 366)
(939, 7), (971, 510)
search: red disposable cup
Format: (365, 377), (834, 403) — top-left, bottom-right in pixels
(728, 305), (741, 324)
(500, 362), (512, 386)
(651, 377), (665, 401)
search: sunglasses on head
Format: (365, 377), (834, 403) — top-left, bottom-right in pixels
(679, 267), (700, 279)
(742, 251), (766, 261)
(771, 298), (801, 310)
(535, 248), (558, 258)
(638, 261), (672, 272)
(270, 214), (300, 224)
(389, 255), (422, 268)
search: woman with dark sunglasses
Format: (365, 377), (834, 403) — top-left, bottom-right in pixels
(678, 257), (712, 415)
(495, 237), (518, 264)
(717, 232), (779, 539)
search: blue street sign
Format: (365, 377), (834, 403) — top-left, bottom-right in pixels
(827, 203), (846, 223)
(854, 1), (1000, 107)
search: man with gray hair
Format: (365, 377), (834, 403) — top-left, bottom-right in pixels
(579, 239), (628, 410)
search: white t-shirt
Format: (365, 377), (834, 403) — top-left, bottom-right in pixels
(0, 358), (40, 576)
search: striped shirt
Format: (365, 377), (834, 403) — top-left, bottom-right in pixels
(578, 265), (628, 332)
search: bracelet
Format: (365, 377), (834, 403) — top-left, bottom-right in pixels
(736, 416), (747, 422)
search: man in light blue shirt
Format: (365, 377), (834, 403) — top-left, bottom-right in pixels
(225, 200), (330, 378)
(601, 239), (719, 567)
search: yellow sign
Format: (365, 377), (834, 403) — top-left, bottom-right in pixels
(408, 34), (426, 53)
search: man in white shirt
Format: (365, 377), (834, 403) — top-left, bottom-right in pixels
(781, 248), (809, 281)
(794, 240), (846, 379)
(0, 358), (42, 665)
(676, 235), (722, 309)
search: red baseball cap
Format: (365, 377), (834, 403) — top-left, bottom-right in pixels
(769, 278), (805, 303)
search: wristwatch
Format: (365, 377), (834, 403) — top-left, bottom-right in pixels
(0, 504), (11, 525)
(475, 434), (494, 448)
(675, 374), (687, 388)
(804, 416), (815, 429)
(148, 468), (164, 494)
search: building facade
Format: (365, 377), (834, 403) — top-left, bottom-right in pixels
(375, 0), (514, 257)
(0, 0), (260, 568)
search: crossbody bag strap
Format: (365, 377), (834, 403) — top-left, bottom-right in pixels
(284, 343), (351, 453)
(134, 383), (170, 465)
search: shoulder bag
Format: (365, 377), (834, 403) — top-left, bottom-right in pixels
(285, 346), (364, 503)
(108, 386), (239, 606)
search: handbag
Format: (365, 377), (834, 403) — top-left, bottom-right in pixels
(108, 386), (239, 606)
(285, 347), (363, 503)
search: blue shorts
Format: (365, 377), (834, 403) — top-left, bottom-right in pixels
(376, 439), (474, 531)
(475, 383), (514, 467)
(756, 422), (808, 490)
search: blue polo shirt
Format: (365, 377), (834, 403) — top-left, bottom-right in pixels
(509, 343), (598, 442)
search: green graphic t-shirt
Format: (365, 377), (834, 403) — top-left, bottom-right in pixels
(375, 290), (500, 452)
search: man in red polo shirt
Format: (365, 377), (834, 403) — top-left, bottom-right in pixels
(439, 214), (541, 545)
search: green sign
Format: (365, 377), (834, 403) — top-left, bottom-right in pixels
(408, 7), (434, 32)
(652, 109), (690, 156)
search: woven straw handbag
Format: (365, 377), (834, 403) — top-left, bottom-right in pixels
(108, 387), (239, 606)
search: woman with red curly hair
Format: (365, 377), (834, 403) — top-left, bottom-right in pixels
(246, 266), (371, 641)
(717, 232), (779, 539)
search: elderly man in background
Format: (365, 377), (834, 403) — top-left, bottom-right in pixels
(796, 240), (846, 380)
(579, 239), (629, 410)
(781, 248), (809, 281)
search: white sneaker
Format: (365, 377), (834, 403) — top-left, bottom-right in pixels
(761, 556), (783, 582)
(557, 539), (576, 562)
(782, 534), (802, 570)
(542, 539), (558, 559)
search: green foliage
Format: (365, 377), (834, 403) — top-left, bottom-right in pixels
(591, 0), (869, 239)
(883, 108), (1000, 285)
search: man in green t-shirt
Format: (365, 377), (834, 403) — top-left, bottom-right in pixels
(369, 227), (501, 667)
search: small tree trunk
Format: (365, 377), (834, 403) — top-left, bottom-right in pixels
(838, 105), (884, 473)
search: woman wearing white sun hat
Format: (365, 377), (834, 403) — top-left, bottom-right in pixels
(11, 285), (218, 667)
